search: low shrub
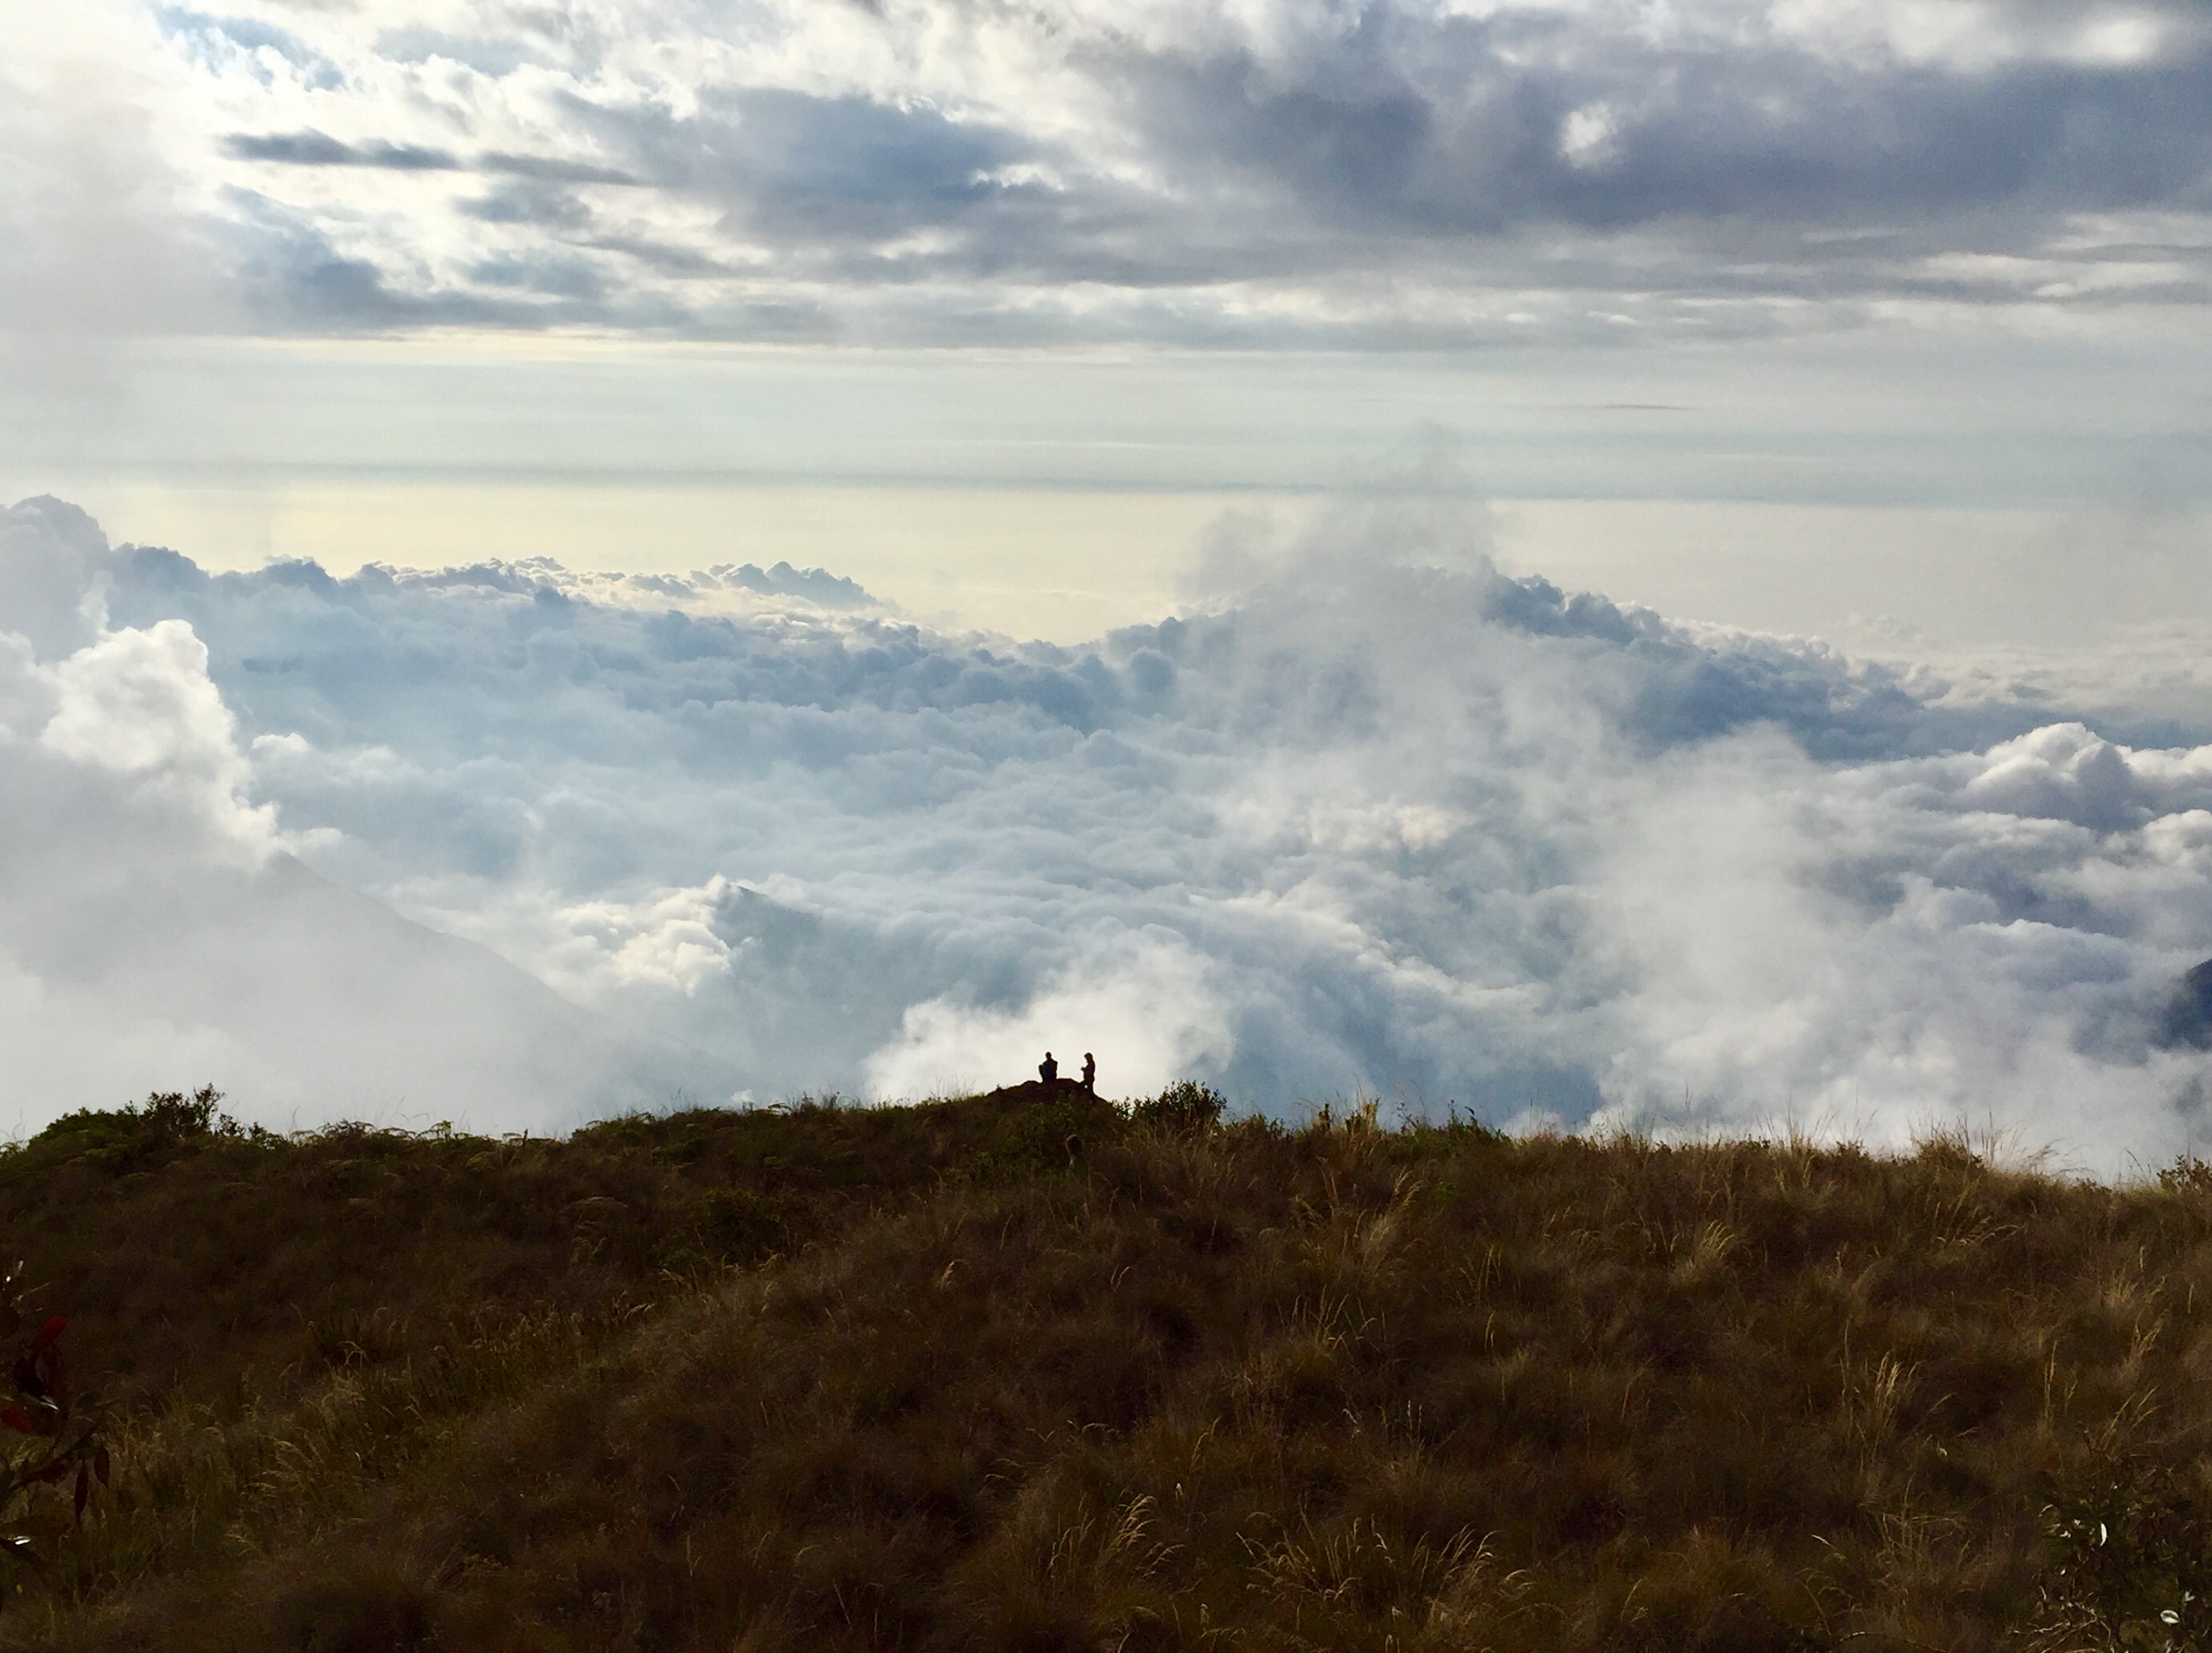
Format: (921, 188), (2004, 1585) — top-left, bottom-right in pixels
(1130, 1079), (1226, 1133)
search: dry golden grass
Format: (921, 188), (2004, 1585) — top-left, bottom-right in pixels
(2, 1086), (2210, 1650)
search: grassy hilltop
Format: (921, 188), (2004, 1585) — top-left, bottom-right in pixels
(0, 1085), (2210, 1650)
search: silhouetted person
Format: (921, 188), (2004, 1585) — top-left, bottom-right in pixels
(1039, 1051), (1058, 1084)
(1081, 1053), (1096, 1093)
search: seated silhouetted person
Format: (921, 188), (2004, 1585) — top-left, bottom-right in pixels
(1081, 1053), (1096, 1092)
(1039, 1051), (1058, 1084)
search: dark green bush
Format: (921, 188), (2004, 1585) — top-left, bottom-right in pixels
(24, 1087), (251, 1177)
(1130, 1079), (1226, 1133)
(973, 1088), (1128, 1175)
(2037, 1455), (2212, 1650)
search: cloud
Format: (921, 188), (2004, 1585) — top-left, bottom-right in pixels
(42, 619), (278, 855)
(479, 152), (642, 186)
(0, 498), (728, 1134)
(0, 496), (116, 656)
(553, 877), (738, 997)
(0, 489), (2195, 1167)
(0, 0), (235, 378)
(223, 131), (461, 170)
(155, 6), (342, 88)
(1573, 724), (2202, 1162)
(17, 0), (2209, 342)
(863, 933), (1231, 1101)
(223, 130), (640, 184)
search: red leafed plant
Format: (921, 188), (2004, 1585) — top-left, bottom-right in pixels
(0, 1265), (106, 1600)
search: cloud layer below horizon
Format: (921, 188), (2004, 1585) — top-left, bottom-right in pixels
(7, 492), (2212, 1169)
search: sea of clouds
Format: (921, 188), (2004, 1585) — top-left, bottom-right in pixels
(6, 491), (2212, 1169)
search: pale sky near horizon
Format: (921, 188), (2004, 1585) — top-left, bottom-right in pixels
(5, 0), (2210, 646)
(5, 329), (2210, 645)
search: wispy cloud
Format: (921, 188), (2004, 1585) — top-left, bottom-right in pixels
(223, 131), (461, 171)
(223, 130), (641, 184)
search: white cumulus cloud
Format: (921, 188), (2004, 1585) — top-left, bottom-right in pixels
(7, 492), (2212, 1169)
(864, 933), (1231, 1102)
(0, 496), (719, 1133)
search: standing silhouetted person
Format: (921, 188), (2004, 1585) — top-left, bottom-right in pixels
(1039, 1051), (1058, 1084)
(1081, 1053), (1096, 1093)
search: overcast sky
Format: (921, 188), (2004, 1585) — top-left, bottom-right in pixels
(3, 0), (2208, 640)
(9, 0), (2211, 342)
(3, 0), (2212, 1152)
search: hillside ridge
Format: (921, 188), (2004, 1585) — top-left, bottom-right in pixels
(0, 1089), (2207, 1650)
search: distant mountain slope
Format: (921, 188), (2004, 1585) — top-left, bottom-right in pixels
(0, 496), (733, 1130)
(0, 842), (731, 1132)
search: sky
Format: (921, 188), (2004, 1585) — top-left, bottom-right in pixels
(2, 0), (2210, 1162)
